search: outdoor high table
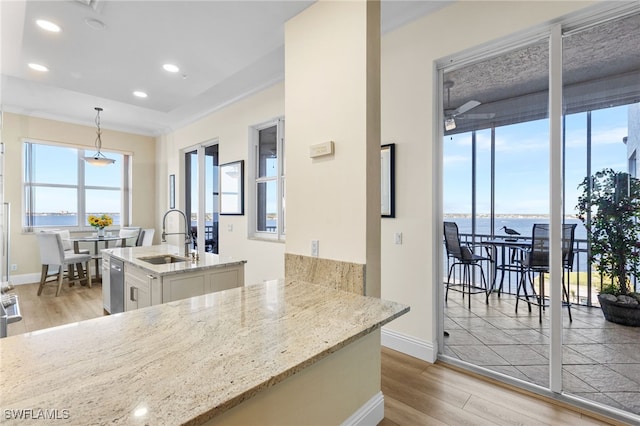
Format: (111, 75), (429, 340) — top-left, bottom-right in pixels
(483, 238), (530, 296)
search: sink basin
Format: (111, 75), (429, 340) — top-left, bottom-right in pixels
(138, 255), (188, 265)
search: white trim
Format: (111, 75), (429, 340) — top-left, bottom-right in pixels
(7, 272), (41, 285)
(248, 117), (285, 241)
(548, 23), (564, 394)
(381, 327), (436, 363)
(340, 391), (384, 426)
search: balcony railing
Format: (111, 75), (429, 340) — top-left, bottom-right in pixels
(449, 232), (638, 308)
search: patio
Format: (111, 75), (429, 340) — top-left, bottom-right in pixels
(443, 291), (640, 416)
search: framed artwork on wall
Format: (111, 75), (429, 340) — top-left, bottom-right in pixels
(381, 144), (395, 218)
(220, 160), (244, 215)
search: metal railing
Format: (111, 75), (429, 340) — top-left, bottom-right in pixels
(450, 232), (638, 308)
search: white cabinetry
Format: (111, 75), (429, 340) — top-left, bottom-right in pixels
(122, 262), (244, 311)
(162, 264), (244, 303)
(124, 266), (158, 311)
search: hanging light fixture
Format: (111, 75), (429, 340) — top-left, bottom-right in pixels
(83, 107), (115, 166)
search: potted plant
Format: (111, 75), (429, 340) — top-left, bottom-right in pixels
(576, 168), (640, 326)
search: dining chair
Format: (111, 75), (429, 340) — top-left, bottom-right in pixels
(36, 232), (92, 297)
(515, 223), (575, 322)
(115, 227), (142, 247)
(443, 221), (493, 309)
(47, 229), (90, 254)
(139, 229), (155, 246)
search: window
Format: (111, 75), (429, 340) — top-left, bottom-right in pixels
(23, 140), (127, 231)
(249, 118), (285, 240)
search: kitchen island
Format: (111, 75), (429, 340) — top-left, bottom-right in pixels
(104, 245), (246, 313)
(0, 280), (408, 425)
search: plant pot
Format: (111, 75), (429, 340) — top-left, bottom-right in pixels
(598, 294), (640, 327)
(97, 227), (105, 238)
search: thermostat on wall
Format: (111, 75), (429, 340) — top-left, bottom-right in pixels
(309, 141), (335, 158)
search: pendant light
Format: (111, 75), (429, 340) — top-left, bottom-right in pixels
(83, 107), (115, 166)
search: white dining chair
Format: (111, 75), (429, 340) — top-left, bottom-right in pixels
(115, 227), (141, 247)
(139, 228), (155, 246)
(47, 229), (90, 254)
(36, 232), (92, 297)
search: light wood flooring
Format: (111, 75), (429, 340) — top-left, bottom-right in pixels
(6, 282), (622, 425)
(6, 281), (103, 336)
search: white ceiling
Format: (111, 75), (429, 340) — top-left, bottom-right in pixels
(1, 0), (450, 136)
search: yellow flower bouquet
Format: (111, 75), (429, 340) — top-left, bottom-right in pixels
(88, 214), (113, 230)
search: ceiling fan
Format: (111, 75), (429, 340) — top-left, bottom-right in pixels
(443, 80), (494, 130)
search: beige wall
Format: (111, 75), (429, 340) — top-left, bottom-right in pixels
(380, 0), (594, 354)
(156, 83), (286, 285)
(284, 0), (381, 296)
(2, 112), (156, 281)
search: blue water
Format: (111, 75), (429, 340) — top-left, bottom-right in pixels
(447, 216), (591, 274)
(449, 217), (587, 241)
(29, 214), (121, 227)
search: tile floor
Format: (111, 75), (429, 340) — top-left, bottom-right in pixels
(444, 291), (640, 416)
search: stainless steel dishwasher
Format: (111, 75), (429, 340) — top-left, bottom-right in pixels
(110, 258), (125, 314)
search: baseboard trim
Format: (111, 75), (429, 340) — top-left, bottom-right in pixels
(341, 391), (384, 426)
(381, 327), (436, 363)
(6, 273), (40, 285)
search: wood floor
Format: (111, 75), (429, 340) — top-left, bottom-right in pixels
(7, 282), (622, 425)
(380, 347), (622, 426)
(5, 281), (103, 336)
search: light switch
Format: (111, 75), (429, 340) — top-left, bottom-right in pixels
(228, 224), (233, 232)
(394, 232), (403, 245)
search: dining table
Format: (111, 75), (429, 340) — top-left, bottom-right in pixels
(68, 235), (124, 280)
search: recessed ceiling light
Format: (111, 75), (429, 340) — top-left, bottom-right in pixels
(84, 18), (106, 30)
(28, 63), (49, 72)
(36, 19), (61, 32)
(133, 91), (148, 98)
(163, 64), (180, 73)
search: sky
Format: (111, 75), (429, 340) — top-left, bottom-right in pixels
(444, 104), (632, 216)
(28, 144), (121, 213)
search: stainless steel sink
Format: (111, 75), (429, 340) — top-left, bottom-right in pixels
(138, 255), (188, 265)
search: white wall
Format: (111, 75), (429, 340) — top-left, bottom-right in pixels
(379, 0), (594, 359)
(157, 83), (286, 285)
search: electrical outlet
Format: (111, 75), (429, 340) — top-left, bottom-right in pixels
(311, 240), (319, 257)
(10, 264), (17, 271)
(228, 224), (233, 232)
(394, 232), (403, 245)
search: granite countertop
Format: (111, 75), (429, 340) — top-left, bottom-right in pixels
(106, 245), (246, 276)
(0, 280), (409, 425)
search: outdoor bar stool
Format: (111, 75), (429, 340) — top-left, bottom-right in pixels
(515, 223), (575, 323)
(444, 221), (494, 309)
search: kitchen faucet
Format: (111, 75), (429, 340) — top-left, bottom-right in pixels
(161, 209), (193, 257)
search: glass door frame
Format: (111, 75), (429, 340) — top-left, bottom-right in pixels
(183, 139), (219, 254)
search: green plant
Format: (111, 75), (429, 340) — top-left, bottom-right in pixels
(577, 169), (640, 296)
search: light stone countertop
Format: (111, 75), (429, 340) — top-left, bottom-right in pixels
(0, 280), (409, 425)
(106, 245), (246, 276)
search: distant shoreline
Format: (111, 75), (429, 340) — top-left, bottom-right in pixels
(444, 213), (579, 219)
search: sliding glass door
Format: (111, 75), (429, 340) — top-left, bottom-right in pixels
(440, 9), (640, 420)
(185, 143), (219, 254)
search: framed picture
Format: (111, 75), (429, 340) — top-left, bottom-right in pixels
(220, 160), (244, 215)
(169, 174), (175, 209)
(381, 144), (395, 218)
